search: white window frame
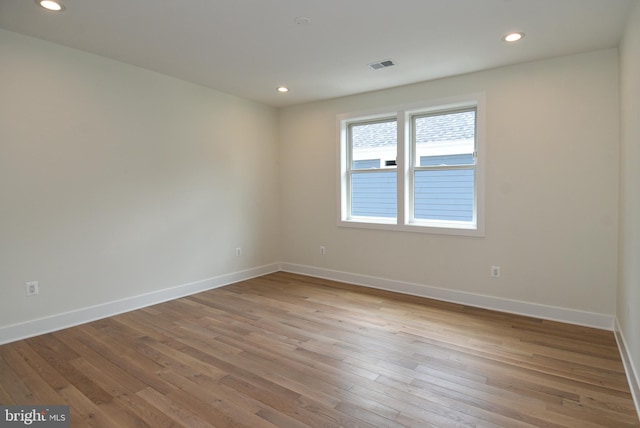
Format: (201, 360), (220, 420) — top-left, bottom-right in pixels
(337, 93), (485, 237)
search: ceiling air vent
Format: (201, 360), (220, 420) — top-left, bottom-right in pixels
(368, 59), (396, 70)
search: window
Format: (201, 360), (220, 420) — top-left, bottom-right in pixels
(338, 94), (484, 236)
(349, 119), (397, 219)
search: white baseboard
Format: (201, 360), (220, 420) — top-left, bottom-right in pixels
(615, 319), (640, 417)
(280, 263), (615, 331)
(0, 263), (280, 345)
(0, 262), (616, 345)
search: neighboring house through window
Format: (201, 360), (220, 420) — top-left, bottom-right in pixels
(338, 93), (485, 236)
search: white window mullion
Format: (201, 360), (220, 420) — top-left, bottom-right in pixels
(408, 111), (417, 225)
(396, 111), (407, 226)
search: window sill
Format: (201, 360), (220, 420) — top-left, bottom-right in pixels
(339, 218), (484, 237)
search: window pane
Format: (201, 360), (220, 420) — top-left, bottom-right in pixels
(351, 171), (396, 218)
(414, 110), (475, 166)
(350, 120), (396, 170)
(414, 169), (474, 221)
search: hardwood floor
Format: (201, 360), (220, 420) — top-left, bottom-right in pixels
(1, 272), (638, 427)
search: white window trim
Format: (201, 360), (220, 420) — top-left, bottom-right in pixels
(337, 93), (485, 237)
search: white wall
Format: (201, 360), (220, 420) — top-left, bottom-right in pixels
(279, 49), (620, 318)
(618, 0), (640, 402)
(0, 29), (280, 329)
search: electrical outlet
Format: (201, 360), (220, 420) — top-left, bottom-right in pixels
(491, 266), (501, 278)
(26, 281), (39, 296)
(320, 246), (326, 255)
(235, 247), (242, 257)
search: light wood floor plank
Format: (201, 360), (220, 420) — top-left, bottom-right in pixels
(1, 343), (63, 405)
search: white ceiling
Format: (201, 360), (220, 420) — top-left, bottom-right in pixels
(0, 0), (634, 107)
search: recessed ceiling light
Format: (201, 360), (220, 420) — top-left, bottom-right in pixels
(277, 86), (289, 93)
(503, 32), (524, 43)
(37, 0), (64, 11)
